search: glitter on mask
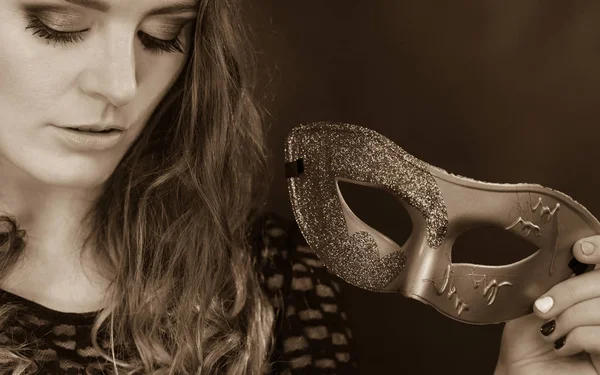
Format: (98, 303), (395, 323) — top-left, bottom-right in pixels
(285, 122), (448, 290)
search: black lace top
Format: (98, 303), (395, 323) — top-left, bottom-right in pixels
(0, 213), (359, 374)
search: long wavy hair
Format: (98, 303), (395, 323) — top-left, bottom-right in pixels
(0, 0), (275, 373)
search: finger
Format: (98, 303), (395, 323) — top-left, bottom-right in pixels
(539, 297), (600, 341)
(533, 269), (600, 319)
(573, 237), (600, 265)
(553, 326), (600, 357)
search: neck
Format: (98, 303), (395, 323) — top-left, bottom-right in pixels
(0, 159), (115, 311)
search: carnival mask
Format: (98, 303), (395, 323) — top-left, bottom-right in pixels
(284, 122), (600, 324)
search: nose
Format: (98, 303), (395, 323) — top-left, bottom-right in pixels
(79, 30), (138, 108)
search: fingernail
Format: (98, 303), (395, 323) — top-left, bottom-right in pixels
(554, 336), (566, 350)
(581, 241), (595, 256)
(534, 296), (554, 313)
(540, 320), (556, 336)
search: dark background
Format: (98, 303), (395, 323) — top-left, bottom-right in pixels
(247, 2), (600, 374)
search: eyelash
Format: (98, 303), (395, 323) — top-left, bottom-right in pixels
(24, 15), (185, 55)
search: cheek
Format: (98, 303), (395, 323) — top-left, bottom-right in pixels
(0, 13), (74, 125)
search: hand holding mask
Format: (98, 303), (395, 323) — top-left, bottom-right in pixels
(284, 122), (600, 325)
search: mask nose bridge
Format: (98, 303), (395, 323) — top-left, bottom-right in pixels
(386, 204), (440, 295)
(396, 174), (517, 304)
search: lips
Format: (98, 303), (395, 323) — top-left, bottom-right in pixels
(52, 124), (125, 151)
(60, 124), (125, 133)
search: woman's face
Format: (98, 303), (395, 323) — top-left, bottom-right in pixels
(0, 0), (197, 188)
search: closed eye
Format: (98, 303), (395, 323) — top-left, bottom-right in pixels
(25, 15), (187, 55)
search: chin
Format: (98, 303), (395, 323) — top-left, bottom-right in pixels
(25, 157), (117, 190)
(54, 167), (115, 189)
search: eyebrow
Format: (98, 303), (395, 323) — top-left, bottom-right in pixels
(63, 0), (199, 15)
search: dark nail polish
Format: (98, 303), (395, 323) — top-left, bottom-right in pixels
(554, 336), (566, 350)
(568, 257), (589, 276)
(540, 320), (555, 336)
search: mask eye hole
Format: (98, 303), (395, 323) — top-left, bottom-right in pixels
(337, 180), (413, 247)
(452, 226), (539, 266)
